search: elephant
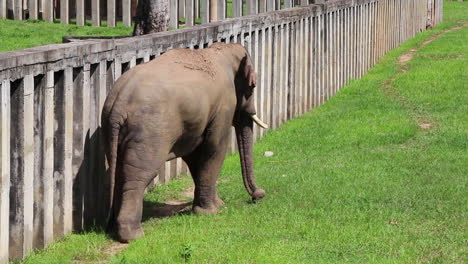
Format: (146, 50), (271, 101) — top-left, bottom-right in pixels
(102, 42), (268, 243)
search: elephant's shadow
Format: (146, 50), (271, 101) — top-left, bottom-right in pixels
(142, 200), (193, 222)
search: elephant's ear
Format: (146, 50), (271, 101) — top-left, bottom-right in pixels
(244, 64), (257, 88)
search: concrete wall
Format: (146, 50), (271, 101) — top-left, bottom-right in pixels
(0, 0), (444, 262)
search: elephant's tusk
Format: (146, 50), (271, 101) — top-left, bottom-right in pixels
(250, 114), (269, 129)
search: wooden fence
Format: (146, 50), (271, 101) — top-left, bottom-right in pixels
(0, 0), (325, 27)
(0, 0), (443, 262)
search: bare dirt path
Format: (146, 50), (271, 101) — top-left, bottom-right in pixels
(398, 24), (466, 71)
(384, 23), (466, 131)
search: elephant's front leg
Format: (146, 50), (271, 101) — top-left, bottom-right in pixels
(184, 134), (229, 215)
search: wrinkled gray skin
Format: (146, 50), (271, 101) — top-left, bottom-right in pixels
(102, 43), (267, 243)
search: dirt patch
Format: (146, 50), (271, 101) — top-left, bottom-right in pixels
(399, 49), (417, 65)
(419, 123), (433, 129)
(398, 24), (467, 69)
(383, 23), (467, 133)
(72, 242), (128, 264)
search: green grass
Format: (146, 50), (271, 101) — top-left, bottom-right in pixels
(20, 1), (467, 263)
(0, 19), (133, 52)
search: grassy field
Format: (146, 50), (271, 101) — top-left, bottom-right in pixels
(0, 0), (296, 53)
(0, 19), (133, 52)
(16, 1), (468, 264)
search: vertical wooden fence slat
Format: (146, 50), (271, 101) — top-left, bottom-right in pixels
(0, 80), (10, 264)
(247, 0), (257, 15)
(28, 0), (37, 19)
(308, 17), (313, 109)
(0, 0), (6, 18)
(289, 21), (296, 118)
(186, 0), (194, 27)
(43, 0), (53, 22)
(14, 0), (22, 19)
(32, 72), (54, 250)
(107, 0), (116, 27)
(318, 13), (323, 105)
(96, 60), (108, 226)
(277, 24), (286, 125)
(72, 64), (90, 231)
(363, 4), (367, 74)
(294, 20), (300, 116)
(266, 26), (273, 129)
(284, 23), (290, 120)
(62, 67), (74, 234)
(179, 0), (185, 18)
(267, 0), (275, 12)
(332, 11), (337, 95)
(272, 24), (279, 128)
(311, 17), (316, 107)
(284, 0), (292, 8)
(170, 0), (179, 29)
(299, 18), (307, 115)
(53, 70), (68, 237)
(217, 0), (225, 21)
(9, 75), (34, 260)
(259, 0), (266, 13)
(200, 0), (209, 24)
(44, 72), (55, 246)
(254, 28), (261, 139)
(76, 0), (84, 25)
(326, 12), (330, 101)
(23, 75), (34, 259)
(123, 0), (131, 26)
(343, 8), (347, 86)
(303, 17), (308, 112)
(60, 0), (69, 24)
(92, 0), (100, 26)
(259, 27), (266, 136)
(233, 0), (242, 17)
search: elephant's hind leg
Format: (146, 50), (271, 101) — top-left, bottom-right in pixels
(184, 140), (228, 215)
(115, 142), (168, 243)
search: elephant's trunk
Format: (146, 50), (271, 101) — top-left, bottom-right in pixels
(235, 113), (266, 200)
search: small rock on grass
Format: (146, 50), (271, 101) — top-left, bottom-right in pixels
(264, 151), (274, 157)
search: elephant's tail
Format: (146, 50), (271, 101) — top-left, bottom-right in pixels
(106, 121), (121, 228)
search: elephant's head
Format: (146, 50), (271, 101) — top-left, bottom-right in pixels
(230, 45), (268, 201)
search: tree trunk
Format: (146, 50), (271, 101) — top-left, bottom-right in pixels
(133, 0), (170, 36)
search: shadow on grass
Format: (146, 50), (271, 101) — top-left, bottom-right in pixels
(142, 201), (193, 222)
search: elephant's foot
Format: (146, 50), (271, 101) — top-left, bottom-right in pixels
(193, 205), (219, 215)
(117, 223), (145, 243)
(214, 195), (225, 208)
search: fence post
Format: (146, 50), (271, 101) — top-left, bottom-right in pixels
(217, 0), (225, 20)
(186, 0), (194, 26)
(123, 0), (131, 26)
(200, 0), (209, 24)
(28, 0), (38, 19)
(14, 0), (22, 19)
(0, 0), (5, 18)
(170, 0), (179, 28)
(92, 0), (100, 26)
(60, 0), (69, 23)
(9, 75), (35, 260)
(107, 0), (116, 27)
(0, 80), (10, 264)
(233, 0), (242, 17)
(42, 0), (53, 22)
(76, 0), (84, 25)
(247, 0), (257, 14)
